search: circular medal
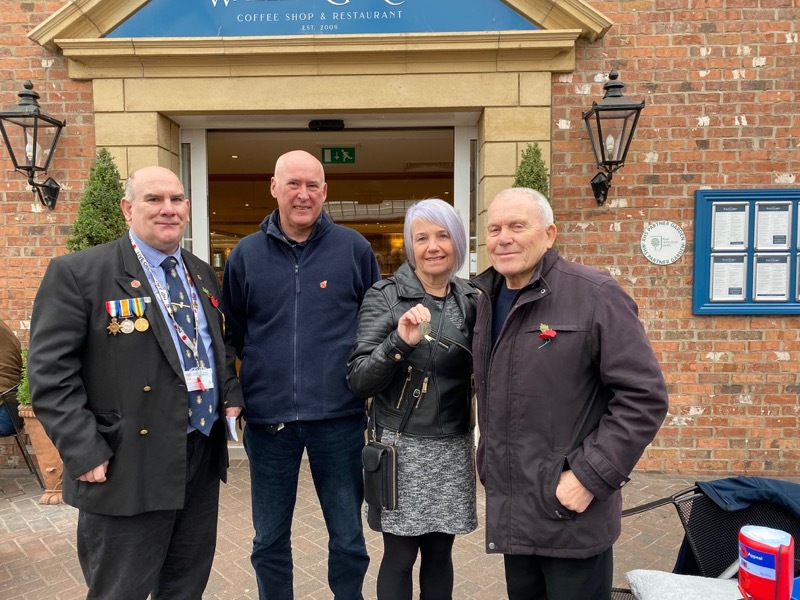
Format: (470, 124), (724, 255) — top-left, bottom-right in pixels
(418, 321), (432, 336)
(134, 317), (150, 332)
(120, 319), (135, 334)
(107, 318), (121, 335)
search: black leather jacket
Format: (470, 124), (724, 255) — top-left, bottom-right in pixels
(347, 262), (477, 437)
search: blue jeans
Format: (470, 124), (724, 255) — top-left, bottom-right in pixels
(245, 414), (369, 600)
(0, 403), (16, 437)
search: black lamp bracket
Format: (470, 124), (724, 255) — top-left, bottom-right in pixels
(0, 80), (66, 210)
(29, 176), (60, 210)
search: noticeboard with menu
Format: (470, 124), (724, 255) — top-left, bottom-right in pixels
(693, 188), (800, 314)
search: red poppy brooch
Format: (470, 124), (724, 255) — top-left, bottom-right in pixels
(538, 323), (557, 348)
(201, 287), (221, 309)
(201, 287), (226, 334)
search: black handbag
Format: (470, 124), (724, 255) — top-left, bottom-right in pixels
(362, 439), (397, 510)
(362, 305), (444, 512)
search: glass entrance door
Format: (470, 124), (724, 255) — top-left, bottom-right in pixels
(181, 122), (476, 279)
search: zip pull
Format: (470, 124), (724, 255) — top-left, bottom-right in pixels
(439, 334), (471, 356)
(415, 376), (429, 408)
(369, 400), (377, 441)
(396, 365), (413, 409)
(423, 334), (450, 349)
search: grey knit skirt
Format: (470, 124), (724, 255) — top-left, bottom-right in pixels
(367, 429), (477, 536)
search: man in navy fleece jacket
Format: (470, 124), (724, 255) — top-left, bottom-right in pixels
(222, 150), (380, 600)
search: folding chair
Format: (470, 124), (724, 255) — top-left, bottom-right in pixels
(0, 383), (45, 489)
(611, 482), (800, 600)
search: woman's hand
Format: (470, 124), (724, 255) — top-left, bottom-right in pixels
(397, 303), (432, 346)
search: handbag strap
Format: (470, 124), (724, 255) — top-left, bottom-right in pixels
(370, 293), (447, 441)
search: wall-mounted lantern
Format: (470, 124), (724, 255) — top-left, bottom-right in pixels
(0, 80), (66, 209)
(582, 70), (645, 206)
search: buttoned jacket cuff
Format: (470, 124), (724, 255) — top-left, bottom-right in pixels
(381, 330), (417, 363)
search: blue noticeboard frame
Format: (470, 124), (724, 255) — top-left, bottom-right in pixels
(693, 188), (800, 315)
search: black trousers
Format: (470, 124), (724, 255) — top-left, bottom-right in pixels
(504, 548), (613, 600)
(77, 426), (221, 600)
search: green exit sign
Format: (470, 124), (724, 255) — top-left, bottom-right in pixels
(322, 147), (356, 164)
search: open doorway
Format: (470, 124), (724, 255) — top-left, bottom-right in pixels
(206, 128), (455, 278)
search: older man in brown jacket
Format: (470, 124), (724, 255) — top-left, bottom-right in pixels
(472, 188), (669, 600)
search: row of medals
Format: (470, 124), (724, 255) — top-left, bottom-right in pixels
(108, 316), (150, 335)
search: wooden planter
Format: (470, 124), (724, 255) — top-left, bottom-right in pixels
(17, 405), (63, 505)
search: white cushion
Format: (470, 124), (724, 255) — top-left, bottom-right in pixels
(625, 569), (741, 600)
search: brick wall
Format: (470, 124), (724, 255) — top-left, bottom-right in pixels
(0, 0), (798, 475)
(553, 0), (800, 474)
(0, 435), (25, 468)
(0, 2), (93, 466)
(0, 2), (94, 349)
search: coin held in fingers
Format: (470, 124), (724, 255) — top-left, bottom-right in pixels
(418, 321), (432, 336)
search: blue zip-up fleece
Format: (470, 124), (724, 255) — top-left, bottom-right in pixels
(222, 210), (380, 424)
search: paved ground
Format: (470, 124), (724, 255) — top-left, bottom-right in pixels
(0, 461), (698, 599)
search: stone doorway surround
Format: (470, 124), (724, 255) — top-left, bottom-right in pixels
(28, 0), (611, 270)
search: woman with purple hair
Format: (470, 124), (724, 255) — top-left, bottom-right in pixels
(348, 198), (478, 600)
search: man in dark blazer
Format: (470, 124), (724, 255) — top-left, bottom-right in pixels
(28, 165), (244, 600)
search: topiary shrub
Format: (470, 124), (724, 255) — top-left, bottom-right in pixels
(25, 151), (126, 401)
(513, 142), (550, 200)
(17, 349), (30, 405)
(66, 148), (128, 253)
